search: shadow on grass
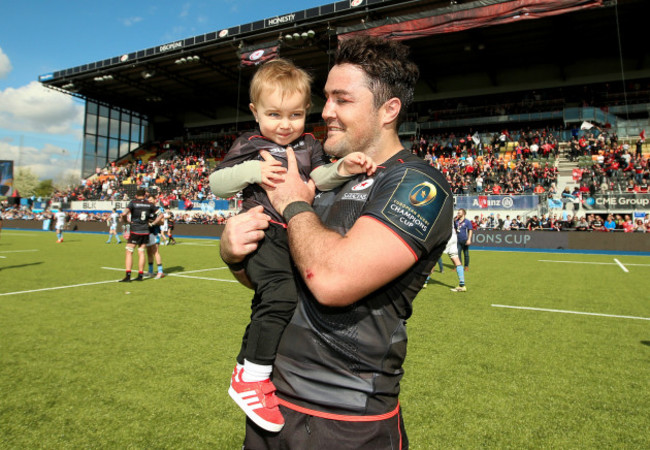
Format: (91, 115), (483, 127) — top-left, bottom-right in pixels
(641, 341), (650, 347)
(0, 261), (43, 272)
(424, 277), (455, 289)
(164, 266), (185, 274)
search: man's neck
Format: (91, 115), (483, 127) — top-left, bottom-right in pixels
(370, 133), (404, 166)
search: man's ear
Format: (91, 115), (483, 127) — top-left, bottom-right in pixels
(381, 97), (402, 127)
(249, 103), (259, 122)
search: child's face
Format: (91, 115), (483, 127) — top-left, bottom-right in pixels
(250, 87), (307, 147)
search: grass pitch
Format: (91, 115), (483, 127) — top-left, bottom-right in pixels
(1, 228), (649, 448)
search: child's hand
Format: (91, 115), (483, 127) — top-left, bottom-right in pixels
(339, 152), (377, 176)
(260, 159), (287, 188)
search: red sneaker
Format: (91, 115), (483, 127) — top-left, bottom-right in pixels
(228, 366), (284, 432)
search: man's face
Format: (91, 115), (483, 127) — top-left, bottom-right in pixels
(321, 64), (380, 159)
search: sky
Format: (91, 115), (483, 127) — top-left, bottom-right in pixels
(0, 0), (327, 183)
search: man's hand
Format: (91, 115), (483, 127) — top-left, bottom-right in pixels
(260, 147), (315, 216)
(219, 205), (270, 265)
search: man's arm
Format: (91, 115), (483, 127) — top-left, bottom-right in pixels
(263, 148), (416, 307)
(466, 222), (473, 245)
(286, 213), (415, 307)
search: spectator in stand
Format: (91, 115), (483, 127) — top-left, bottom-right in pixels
(503, 215), (512, 230)
(636, 137), (644, 158)
(527, 215), (542, 230)
(563, 214), (576, 230)
(575, 216), (590, 231)
(603, 214), (617, 232)
(634, 218), (649, 232)
(590, 214), (605, 231)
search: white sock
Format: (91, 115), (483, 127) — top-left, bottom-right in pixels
(242, 359), (272, 382)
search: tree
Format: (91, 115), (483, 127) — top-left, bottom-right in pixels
(13, 167), (40, 197)
(35, 179), (55, 198)
(54, 172), (81, 191)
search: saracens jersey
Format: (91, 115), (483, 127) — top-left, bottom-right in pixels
(272, 149), (453, 417)
(216, 131), (330, 223)
(126, 198), (157, 235)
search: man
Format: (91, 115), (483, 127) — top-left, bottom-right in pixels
(220, 36), (453, 449)
(54, 209), (67, 243)
(636, 137), (644, 158)
(454, 208), (473, 270)
(425, 225), (467, 292)
(106, 208), (121, 244)
(119, 188), (157, 282)
(163, 206), (177, 245)
(146, 194), (165, 279)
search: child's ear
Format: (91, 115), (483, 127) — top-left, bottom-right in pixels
(249, 103), (259, 122)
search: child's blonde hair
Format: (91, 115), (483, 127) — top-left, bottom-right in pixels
(249, 58), (312, 108)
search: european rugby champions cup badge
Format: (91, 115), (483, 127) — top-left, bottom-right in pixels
(382, 169), (447, 242)
(409, 182), (437, 207)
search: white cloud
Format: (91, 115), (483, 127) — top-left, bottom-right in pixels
(180, 3), (191, 18)
(120, 16), (143, 26)
(0, 140), (80, 181)
(0, 81), (83, 136)
(0, 46), (12, 79)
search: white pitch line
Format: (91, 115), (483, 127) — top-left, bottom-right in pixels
(0, 279), (121, 297)
(538, 260), (616, 265)
(0, 249), (39, 253)
(539, 259), (650, 267)
(168, 274), (238, 282)
(492, 304), (650, 321)
(613, 258), (629, 273)
(101, 266), (227, 274)
(174, 267), (228, 274)
(101, 267), (235, 282)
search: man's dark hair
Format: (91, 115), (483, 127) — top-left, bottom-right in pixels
(335, 36), (419, 128)
(136, 188), (147, 197)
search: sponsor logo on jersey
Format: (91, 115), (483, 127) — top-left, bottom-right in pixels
(351, 179), (374, 191)
(342, 192), (368, 201)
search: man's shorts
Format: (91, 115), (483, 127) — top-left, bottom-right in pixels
(110, 224), (117, 231)
(244, 404), (408, 450)
(444, 231), (458, 258)
(147, 233), (160, 247)
(128, 234), (149, 246)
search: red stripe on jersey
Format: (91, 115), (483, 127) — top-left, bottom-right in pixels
(269, 219), (287, 228)
(363, 216), (418, 260)
(278, 398), (401, 422)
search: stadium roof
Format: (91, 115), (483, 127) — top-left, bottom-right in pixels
(39, 0), (648, 134)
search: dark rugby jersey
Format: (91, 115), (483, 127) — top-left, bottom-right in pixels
(272, 149), (453, 417)
(216, 131), (330, 223)
(126, 199), (157, 235)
